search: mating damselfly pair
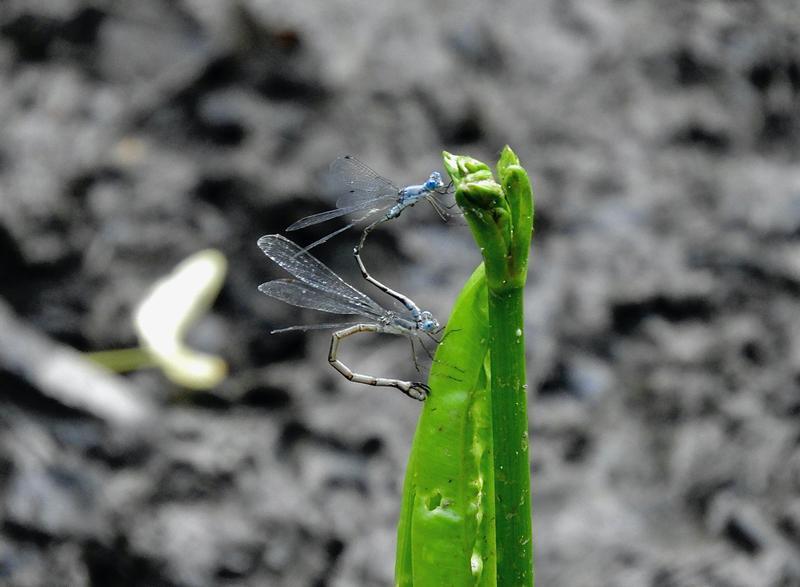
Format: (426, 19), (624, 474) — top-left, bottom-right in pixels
(256, 156), (456, 400)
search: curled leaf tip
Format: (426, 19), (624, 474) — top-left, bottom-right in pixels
(497, 145), (519, 170)
(134, 249), (228, 389)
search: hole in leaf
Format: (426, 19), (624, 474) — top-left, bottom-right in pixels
(425, 491), (443, 511)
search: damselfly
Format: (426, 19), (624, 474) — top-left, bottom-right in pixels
(257, 234), (440, 400)
(286, 156), (452, 253)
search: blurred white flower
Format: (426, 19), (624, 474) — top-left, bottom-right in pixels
(134, 249), (228, 389)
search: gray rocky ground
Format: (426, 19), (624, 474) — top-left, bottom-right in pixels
(1, 0), (800, 585)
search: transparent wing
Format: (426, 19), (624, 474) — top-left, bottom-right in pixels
(258, 279), (382, 318)
(286, 195), (394, 231)
(257, 234), (386, 317)
(289, 197), (398, 254)
(328, 156), (399, 208)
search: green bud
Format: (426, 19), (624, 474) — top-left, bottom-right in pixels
(442, 151), (493, 188)
(443, 147), (534, 292)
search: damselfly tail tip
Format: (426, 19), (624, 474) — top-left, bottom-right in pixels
(408, 382), (430, 401)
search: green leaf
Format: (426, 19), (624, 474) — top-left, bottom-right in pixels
(396, 263), (495, 586)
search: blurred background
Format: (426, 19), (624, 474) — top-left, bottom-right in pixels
(1, 0), (800, 585)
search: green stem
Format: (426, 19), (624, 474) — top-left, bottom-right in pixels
(488, 289), (532, 586)
(84, 347), (156, 372)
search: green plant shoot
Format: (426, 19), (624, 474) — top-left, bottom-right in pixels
(445, 146), (534, 586)
(395, 147), (534, 586)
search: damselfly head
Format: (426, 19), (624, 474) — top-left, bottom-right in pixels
(419, 310), (440, 333)
(425, 171), (444, 191)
